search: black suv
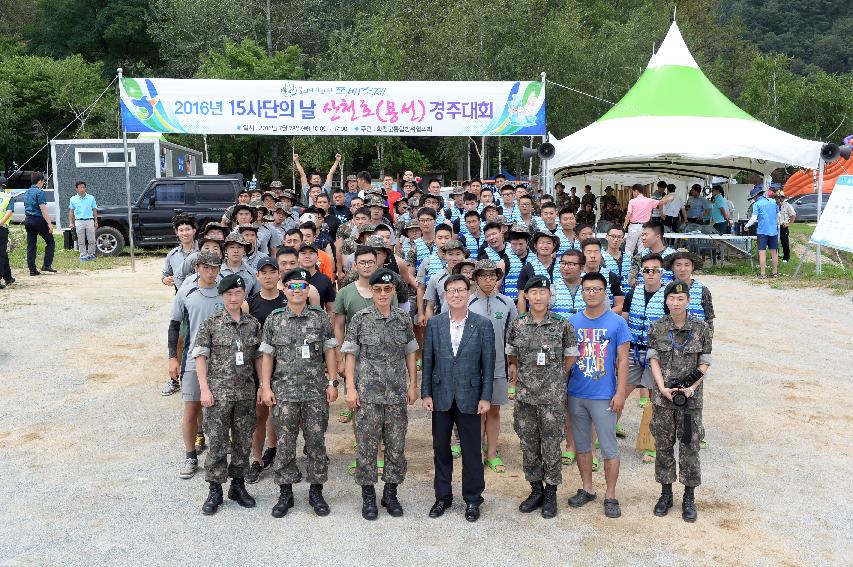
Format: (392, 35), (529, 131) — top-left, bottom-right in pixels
(95, 175), (243, 256)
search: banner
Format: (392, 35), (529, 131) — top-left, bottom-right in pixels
(120, 78), (546, 137)
(810, 175), (853, 253)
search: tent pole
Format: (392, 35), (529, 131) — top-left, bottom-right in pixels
(117, 68), (135, 272)
(540, 71), (549, 195)
(815, 160), (824, 274)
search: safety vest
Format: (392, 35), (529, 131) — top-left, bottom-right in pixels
(462, 232), (485, 258)
(602, 251), (633, 295)
(0, 192), (11, 225)
(527, 254), (554, 280)
(687, 279), (706, 320)
(413, 238), (434, 272)
(502, 249), (524, 302)
(552, 276), (585, 317)
(637, 246), (676, 285)
(628, 286), (666, 346)
(556, 230), (581, 255)
(424, 252), (446, 286)
(447, 206), (464, 223)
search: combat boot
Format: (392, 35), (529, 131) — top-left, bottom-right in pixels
(227, 477), (256, 508)
(541, 484), (558, 519)
(381, 483), (404, 517)
(271, 484), (294, 518)
(519, 481), (544, 513)
(654, 484), (673, 517)
(309, 483), (330, 516)
(361, 485), (379, 520)
(201, 482), (223, 515)
(682, 487), (697, 523)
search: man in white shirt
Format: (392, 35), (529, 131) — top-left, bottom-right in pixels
(661, 184), (685, 232)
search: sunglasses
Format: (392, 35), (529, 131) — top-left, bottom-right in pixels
(641, 267), (663, 274)
(372, 285), (395, 294)
(286, 282), (307, 290)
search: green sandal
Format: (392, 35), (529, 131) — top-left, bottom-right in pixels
(507, 386), (516, 400)
(451, 443), (462, 459)
(561, 450), (576, 466)
(484, 456), (506, 473)
(615, 423), (626, 438)
(638, 396), (650, 408)
(591, 457), (600, 472)
(338, 409), (353, 424)
(377, 460), (384, 475)
(347, 459), (357, 476)
(700, 438), (708, 449)
(594, 439), (600, 449)
(642, 450), (656, 463)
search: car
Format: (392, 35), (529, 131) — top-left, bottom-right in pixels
(7, 188), (59, 223)
(94, 175), (243, 256)
(788, 194), (829, 223)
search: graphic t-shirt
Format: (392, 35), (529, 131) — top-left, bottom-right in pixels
(568, 309), (631, 400)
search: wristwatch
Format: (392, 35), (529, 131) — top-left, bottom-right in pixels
(328, 379), (339, 388)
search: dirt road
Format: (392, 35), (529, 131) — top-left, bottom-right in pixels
(1, 259), (850, 566)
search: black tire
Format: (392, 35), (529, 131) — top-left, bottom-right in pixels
(96, 226), (125, 256)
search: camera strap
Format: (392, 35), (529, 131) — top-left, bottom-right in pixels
(681, 411), (692, 445)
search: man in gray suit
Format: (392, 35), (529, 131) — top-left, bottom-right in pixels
(421, 274), (496, 522)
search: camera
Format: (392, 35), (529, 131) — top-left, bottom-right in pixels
(664, 378), (691, 407)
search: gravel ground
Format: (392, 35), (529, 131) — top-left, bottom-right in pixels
(0, 260), (851, 566)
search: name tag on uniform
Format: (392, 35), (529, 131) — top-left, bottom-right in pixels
(301, 340), (311, 359)
(235, 351), (244, 365)
(537, 352), (547, 366)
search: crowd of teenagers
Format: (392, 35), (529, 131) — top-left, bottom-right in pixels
(161, 156), (719, 523)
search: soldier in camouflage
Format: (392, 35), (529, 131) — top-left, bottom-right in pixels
(193, 273), (262, 515)
(506, 275), (579, 519)
(258, 268), (339, 518)
(342, 268), (419, 520)
(647, 280), (712, 523)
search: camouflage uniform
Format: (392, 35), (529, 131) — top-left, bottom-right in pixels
(506, 312), (579, 485)
(337, 220), (359, 257)
(192, 311), (262, 483)
(341, 305), (418, 485)
(259, 306), (338, 485)
(647, 315), (713, 488)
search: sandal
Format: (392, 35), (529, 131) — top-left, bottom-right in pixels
(594, 439), (600, 449)
(701, 438), (708, 449)
(603, 498), (622, 518)
(638, 396), (650, 408)
(377, 460), (384, 475)
(615, 422), (626, 438)
(507, 386), (516, 400)
(451, 443), (462, 459)
(591, 457), (600, 472)
(642, 450), (656, 463)
(347, 459), (357, 476)
(561, 450), (576, 466)
(338, 409), (353, 424)
(484, 456), (506, 474)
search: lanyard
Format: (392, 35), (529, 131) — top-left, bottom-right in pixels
(668, 329), (692, 353)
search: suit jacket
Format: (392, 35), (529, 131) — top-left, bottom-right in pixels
(421, 311), (495, 414)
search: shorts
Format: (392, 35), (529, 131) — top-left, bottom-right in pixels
(757, 234), (779, 250)
(568, 396), (619, 459)
(490, 376), (509, 406)
(628, 355), (654, 388)
(181, 368), (201, 402)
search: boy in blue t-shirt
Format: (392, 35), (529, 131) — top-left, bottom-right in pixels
(566, 272), (631, 519)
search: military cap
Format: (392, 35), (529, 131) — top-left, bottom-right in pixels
(198, 237), (224, 251)
(231, 204), (253, 218)
(403, 219), (421, 233)
(366, 196), (389, 209)
(224, 232), (250, 249)
(279, 190), (296, 202)
(346, 174), (358, 182)
(217, 273), (246, 294)
(202, 222), (228, 236)
(369, 268), (397, 286)
(364, 235), (392, 255)
(451, 259), (476, 275)
(195, 250), (222, 267)
(248, 198), (264, 208)
(282, 268), (310, 284)
(450, 186), (465, 196)
(530, 228), (560, 249)
(356, 224), (378, 239)
(299, 242), (318, 254)
(269, 180), (283, 189)
(523, 275), (551, 292)
(663, 248), (704, 271)
(507, 223), (532, 240)
(495, 215), (513, 226)
(441, 239), (469, 256)
(473, 258), (504, 280)
(263, 214), (275, 222)
(236, 223), (259, 233)
(482, 203), (499, 213)
(663, 279), (692, 314)
(256, 257), (279, 272)
(238, 188), (250, 195)
(274, 203), (287, 212)
(262, 191), (277, 201)
(421, 193), (444, 208)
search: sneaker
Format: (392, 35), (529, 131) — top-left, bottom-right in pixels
(29, 270), (40, 276)
(0, 282), (5, 289)
(246, 461), (263, 484)
(782, 259), (789, 263)
(195, 433), (206, 454)
(160, 378), (180, 396)
(261, 447), (277, 468)
(80, 256), (88, 262)
(179, 458), (198, 479)
(87, 255), (97, 261)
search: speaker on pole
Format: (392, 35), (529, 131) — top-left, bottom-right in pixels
(521, 142), (556, 160)
(821, 143), (841, 163)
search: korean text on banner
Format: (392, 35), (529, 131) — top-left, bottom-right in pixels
(810, 175), (853, 253)
(120, 78), (545, 137)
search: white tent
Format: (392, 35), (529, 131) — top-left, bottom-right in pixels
(548, 22), (823, 181)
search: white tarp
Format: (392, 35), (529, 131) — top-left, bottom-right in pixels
(811, 175), (853, 253)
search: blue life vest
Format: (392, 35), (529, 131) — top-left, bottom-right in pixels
(424, 253), (446, 285)
(636, 246), (676, 285)
(527, 254), (555, 280)
(552, 276), (585, 317)
(447, 207), (464, 223)
(628, 286), (666, 346)
(602, 250), (632, 295)
(462, 232), (485, 258)
(556, 230), (581, 255)
(687, 279), (706, 320)
(401, 237), (413, 260)
(502, 249), (524, 302)
(484, 246), (501, 262)
(413, 238), (434, 272)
